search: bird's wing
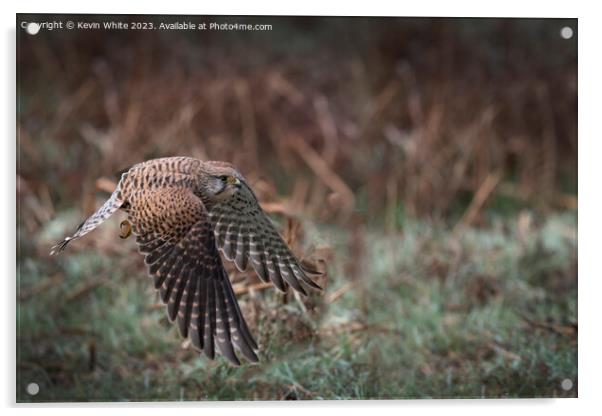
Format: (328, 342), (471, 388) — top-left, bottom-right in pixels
(208, 182), (321, 295)
(128, 186), (258, 365)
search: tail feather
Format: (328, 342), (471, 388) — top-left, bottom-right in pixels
(50, 183), (125, 255)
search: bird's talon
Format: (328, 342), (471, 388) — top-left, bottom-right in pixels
(119, 220), (132, 239)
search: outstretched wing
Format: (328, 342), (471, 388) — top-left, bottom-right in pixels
(208, 182), (321, 295)
(128, 186), (258, 365)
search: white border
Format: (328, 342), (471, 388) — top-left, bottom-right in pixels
(4, 0), (585, 17)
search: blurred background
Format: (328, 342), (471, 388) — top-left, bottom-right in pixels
(17, 15), (577, 401)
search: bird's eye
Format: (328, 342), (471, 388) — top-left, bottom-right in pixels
(219, 175), (229, 182)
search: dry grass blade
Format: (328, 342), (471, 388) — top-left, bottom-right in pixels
(96, 177), (118, 194)
(518, 312), (578, 337)
(287, 135), (355, 213)
(325, 282), (355, 304)
(454, 171), (502, 233)
(486, 341), (522, 362)
(233, 281), (273, 295)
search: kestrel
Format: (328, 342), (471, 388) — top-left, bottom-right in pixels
(51, 157), (321, 365)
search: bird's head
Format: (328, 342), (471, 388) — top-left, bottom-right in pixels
(200, 162), (245, 204)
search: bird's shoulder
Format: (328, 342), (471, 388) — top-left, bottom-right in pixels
(128, 156), (203, 175)
(118, 157), (204, 193)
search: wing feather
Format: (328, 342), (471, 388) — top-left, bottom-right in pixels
(221, 271), (259, 350)
(203, 277), (216, 360)
(190, 275), (207, 350)
(222, 221), (240, 261)
(209, 183), (321, 294)
(214, 280), (240, 365)
(145, 241), (175, 266)
(168, 268), (187, 321)
(220, 277), (259, 361)
(177, 267), (198, 338)
(248, 231), (269, 282)
(266, 254), (287, 291)
(281, 261), (307, 295)
(233, 223), (249, 271)
(129, 186), (258, 365)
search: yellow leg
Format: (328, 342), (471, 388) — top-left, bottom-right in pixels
(119, 220), (132, 239)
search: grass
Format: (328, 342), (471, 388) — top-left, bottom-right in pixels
(16, 209), (577, 402)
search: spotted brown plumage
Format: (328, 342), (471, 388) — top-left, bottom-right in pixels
(51, 156), (321, 365)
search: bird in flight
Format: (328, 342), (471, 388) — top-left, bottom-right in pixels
(51, 156), (321, 365)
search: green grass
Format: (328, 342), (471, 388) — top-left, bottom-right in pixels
(17, 211), (577, 401)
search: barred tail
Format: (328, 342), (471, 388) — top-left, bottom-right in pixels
(50, 182), (125, 255)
